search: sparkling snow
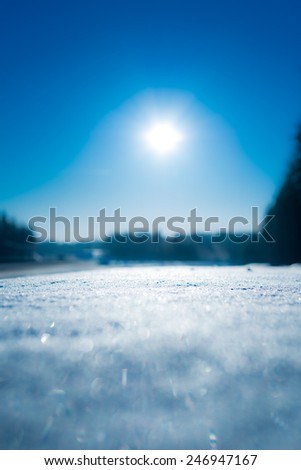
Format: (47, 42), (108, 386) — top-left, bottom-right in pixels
(0, 265), (300, 449)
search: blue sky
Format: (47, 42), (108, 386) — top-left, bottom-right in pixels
(1, 0), (301, 232)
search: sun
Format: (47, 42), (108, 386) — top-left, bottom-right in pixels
(144, 122), (184, 155)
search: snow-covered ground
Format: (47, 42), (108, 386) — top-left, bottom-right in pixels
(0, 265), (300, 450)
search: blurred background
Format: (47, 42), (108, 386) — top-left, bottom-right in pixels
(1, 0), (301, 271)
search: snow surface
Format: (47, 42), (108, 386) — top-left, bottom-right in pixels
(0, 265), (301, 450)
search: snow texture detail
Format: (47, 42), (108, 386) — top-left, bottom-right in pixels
(0, 265), (301, 449)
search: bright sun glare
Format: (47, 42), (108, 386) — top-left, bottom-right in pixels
(144, 122), (184, 155)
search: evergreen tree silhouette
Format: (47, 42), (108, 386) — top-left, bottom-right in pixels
(267, 125), (301, 264)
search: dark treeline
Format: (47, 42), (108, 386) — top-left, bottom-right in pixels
(0, 214), (35, 262)
(101, 233), (249, 265)
(1, 124), (301, 266)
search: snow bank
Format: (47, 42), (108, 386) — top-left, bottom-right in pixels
(0, 265), (300, 449)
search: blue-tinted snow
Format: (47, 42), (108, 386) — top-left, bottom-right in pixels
(0, 265), (300, 449)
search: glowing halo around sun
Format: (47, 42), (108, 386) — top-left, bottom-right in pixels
(144, 121), (184, 155)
